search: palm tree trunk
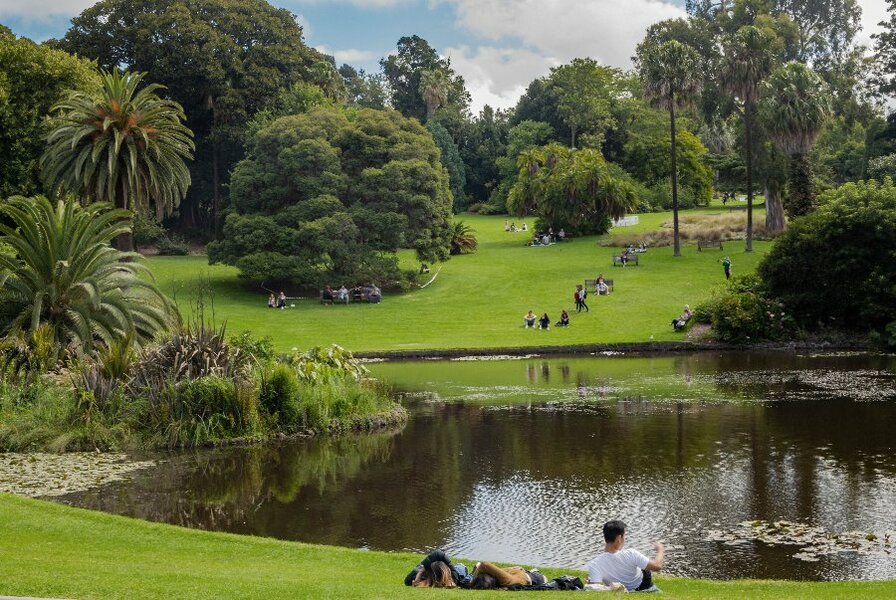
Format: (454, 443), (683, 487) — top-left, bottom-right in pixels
(764, 180), (785, 234)
(115, 176), (134, 252)
(744, 102), (754, 253)
(670, 101), (681, 257)
(785, 153), (815, 218)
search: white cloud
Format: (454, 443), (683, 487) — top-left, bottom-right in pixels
(0, 0), (94, 19)
(444, 45), (558, 113)
(444, 0), (685, 69)
(859, 0), (888, 48)
(438, 0), (685, 113)
(315, 44), (381, 64)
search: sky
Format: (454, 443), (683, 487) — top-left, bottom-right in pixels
(0, 0), (890, 114)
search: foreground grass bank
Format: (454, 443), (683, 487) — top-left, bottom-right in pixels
(149, 209), (771, 353)
(0, 494), (891, 599)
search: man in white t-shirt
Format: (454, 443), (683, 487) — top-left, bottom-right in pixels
(584, 520), (665, 592)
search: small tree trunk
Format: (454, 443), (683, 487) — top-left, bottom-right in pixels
(744, 102), (754, 253)
(764, 180), (785, 234)
(670, 101), (681, 257)
(570, 124), (577, 149)
(785, 153), (816, 218)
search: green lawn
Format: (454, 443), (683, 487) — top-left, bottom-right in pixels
(0, 493), (892, 599)
(148, 208), (769, 353)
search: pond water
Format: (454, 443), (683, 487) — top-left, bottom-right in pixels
(60, 351), (896, 581)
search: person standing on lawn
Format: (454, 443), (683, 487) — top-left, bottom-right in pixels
(721, 256), (732, 280)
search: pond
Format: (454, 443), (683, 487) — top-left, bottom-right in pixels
(60, 351), (896, 581)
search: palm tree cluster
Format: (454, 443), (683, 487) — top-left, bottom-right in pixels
(0, 196), (175, 356)
(41, 70), (194, 250)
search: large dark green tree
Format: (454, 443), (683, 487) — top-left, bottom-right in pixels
(758, 62), (831, 217)
(380, 35), (470, 125)
(208, 106), (453, 286)
(638, 40), (703, 257)
(427, 121), (467, 212)
(56, 0), (321, 237)
(549, 58), (617, 148)
(41, 70), (194, 251)
(0, 28), (98, 198)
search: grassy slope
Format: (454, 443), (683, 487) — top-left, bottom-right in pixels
(148, 205), (768, 353)
(1, 494), (892, 600)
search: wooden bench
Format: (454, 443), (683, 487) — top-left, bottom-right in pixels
(612, 254), (638, 266)
(320, 290), (349, 305)
(585, 279), (614, 294)
(697, 239), (723, 251)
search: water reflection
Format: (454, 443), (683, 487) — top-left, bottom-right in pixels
(61, 352), (896, 581)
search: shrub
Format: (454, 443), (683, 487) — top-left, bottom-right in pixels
(133, 212), (167, 246)
(259, 363), (302, 429)
(177, 376), (259, 441)
(758, 179), (896, 332)
(157, 235), (189, 256)
(697, 275), (798, 343)
(229, 331), (276, 362)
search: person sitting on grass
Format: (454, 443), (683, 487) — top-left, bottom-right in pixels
(524, 310), (537, 328)
(672, 305), (693, 331)
(337, 285), (349, 303)
(510, 222), (517, 232)
(556, 310), (570, 327)
(267, 293), (276, 308)
(521, 222), (528, 232)
(277, 291), (287, 309)
(585, 520), (664, 593)
(539, 312), (551, 330)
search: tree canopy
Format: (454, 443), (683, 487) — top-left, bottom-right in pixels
(208, 106), (453, 287)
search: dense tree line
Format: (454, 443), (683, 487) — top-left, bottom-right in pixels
(1, 0), (895, 286)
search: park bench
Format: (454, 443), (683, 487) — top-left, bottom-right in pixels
(612, 254), (638, 267)
(585, 279), (614, 294)
(320, 290), (349, 305)
(698, 239), (723, 251)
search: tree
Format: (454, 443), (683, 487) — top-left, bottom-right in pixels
(419, 69), (451, 120)
(57, 0), (321, 237)
(427, 121), (467, 211)
(459, 105), (509, 205)
(624, 129), (714, 208)
(758, 62), (831, 217)
(0, 29), (98, 198)
(309, 60), (348, 103)
(508, 144), (636, 235)
(638, 40), (703, 257)
(381, 35), (469, 123)
(722, 25), (777, 243)
(758, 179), (896, 333)
(207, 106), (453, 286)
(339, 64), (387, 109)
(449, 221), (478, 255)
(549, 58), (616, 148)
(493, 120), (555, 211)
(0, 196), (174, 354)
(41, 70), (194, 251)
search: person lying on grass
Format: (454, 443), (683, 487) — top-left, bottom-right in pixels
(404, 550), (471, 588)
(468, 561), (547, 588)
(585, 519), (664, 593)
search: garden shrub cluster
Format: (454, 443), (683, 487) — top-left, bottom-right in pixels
(696, 275), (798, 344)
(0, 328), (403, 451)
(758, 179), (896, 344)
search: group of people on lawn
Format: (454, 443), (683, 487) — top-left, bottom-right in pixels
(504, 221), (566, 246)
(321, 284), (381, 304)
(404, 520), (663, 593)
(522, 275), (612, 328)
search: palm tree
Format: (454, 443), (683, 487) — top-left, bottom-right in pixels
(721, 26), (776, 247)
(310, 61), (348, 102)
(0, 196), (176, 356)
(758, 63), (831, 218)
(639, 40), (702, 257)
(41, 70), (194, 251)
(449, 221), (478, 255)
(419, 69), (450, 120)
